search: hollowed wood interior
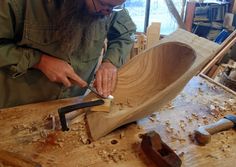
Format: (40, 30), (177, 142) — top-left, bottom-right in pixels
(113, 42), (196, 105)
(87, 42), (196, 140)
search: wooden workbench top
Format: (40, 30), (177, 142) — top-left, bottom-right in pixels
(0, 76), (235, 167)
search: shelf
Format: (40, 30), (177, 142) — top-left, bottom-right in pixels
(185, 1), (230, 40)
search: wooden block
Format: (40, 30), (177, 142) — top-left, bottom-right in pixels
(146, 22), (161, 49)
(90, 99), (112, 113)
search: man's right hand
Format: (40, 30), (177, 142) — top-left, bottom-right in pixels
(33, 54), (87, 88)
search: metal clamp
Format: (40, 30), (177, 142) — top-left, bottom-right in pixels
(58, 99), (104, 131)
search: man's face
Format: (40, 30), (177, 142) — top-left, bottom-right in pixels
(85, 0), (125, 16)
(58, 0), (125, 54)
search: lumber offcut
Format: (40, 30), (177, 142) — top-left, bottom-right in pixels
(90, 99), (112, 112)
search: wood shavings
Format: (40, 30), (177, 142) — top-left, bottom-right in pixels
(98, 148), (127, 163)
(170, 134), (186, 142)
(57, 138), (64, 142)
(165, 102), (174, 109)
(165, 120), (171, 126)
(79, 136), (90, 145)
(87, 143), (96, 148)
(203, 119), (209, 125)
(56, 142), (64, 148)
(202, 116), (207, 119)
(219, 144), (231, 153)
(164, 120), (174, 133)
(178, 151), (185, 157)
(198, 87), (204, 95)
(179, 120), (187, 131)
(191, 113), (199, 120)
(75, 122), (90, 145)
(166, 126), (174, 133)
(209, 108), (220, 118)
(185, 116), (193, 123)
(40, 130), (48, 138)
(99, 140), (105, 144)
(148, 116), (155, 122)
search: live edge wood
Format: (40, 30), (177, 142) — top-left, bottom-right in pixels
(86, 29), (221, 140)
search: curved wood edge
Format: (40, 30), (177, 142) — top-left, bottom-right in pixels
(86, 29), (221, 140)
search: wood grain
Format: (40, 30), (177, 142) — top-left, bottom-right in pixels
(0, 149), (41, 167)
(87, 29), (221, 140)
(0, 76), (235, 167)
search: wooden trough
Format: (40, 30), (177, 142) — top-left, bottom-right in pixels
(86, 29), (221, 140)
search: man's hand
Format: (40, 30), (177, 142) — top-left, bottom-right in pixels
(95, 61), (117, 97)
(34, 54), (87, 87)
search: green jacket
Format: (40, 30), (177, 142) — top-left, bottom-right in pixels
(0, 0), (136, 108)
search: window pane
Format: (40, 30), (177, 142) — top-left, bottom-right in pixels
(125, 0), (146, 32)
(126, 0), (183, 35)
(150, 0), (182, 35)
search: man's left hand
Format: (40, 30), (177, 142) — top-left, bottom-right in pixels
(95, 61), (117, 97)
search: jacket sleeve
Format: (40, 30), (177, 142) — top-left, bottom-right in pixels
(0, 0), (41, 77)
(103, 9), (136, 68)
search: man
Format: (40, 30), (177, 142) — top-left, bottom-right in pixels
(0, 0), (136, 108)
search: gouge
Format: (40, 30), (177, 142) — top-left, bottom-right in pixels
(87, 85), (107, 99)
(0, 149), (41, 167)
(87, 86), (114, 99)
(194, 115), (236, 145)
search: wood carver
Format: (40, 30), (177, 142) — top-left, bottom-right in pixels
(86, 29), (222, 140)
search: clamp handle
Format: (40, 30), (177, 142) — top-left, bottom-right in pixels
(58, 99), (104, 131)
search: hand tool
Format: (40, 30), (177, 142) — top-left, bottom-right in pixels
(194, 115), (236, 145)
(87, 85), (114, 99)
(141, 131), (182, 167)
(0, 149), (41, 167)
(87, 85), (107, 99)
(58, 99), (104, 131)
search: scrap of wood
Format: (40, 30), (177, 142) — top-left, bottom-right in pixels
(146, 22), (161, 49)
(200, 30), (236, 75)
(90, 99), (112, 113)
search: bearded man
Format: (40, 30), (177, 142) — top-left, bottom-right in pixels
(0, 0), (136, 108)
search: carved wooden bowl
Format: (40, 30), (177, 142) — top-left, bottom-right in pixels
(87, 41), (196, 140)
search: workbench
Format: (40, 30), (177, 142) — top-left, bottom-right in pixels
(0, 75), (235, 167)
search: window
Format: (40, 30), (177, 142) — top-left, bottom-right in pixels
(125, 0), (146, 32)
(125, 0), (183, 35)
